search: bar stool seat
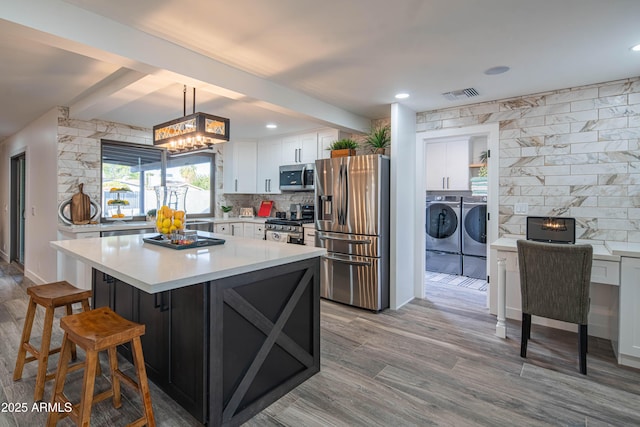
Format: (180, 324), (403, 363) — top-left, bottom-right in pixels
(13, 281), (93, 401)
(47, 306), (155, 427)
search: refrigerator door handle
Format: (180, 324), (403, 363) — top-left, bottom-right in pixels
(318, 234), (371, 244)
(343, 162), (349, 224)
(322, 253), (372, 267)
(337, 164), (344, 224)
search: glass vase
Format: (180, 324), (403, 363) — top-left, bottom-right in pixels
(154, 186), (188, 237)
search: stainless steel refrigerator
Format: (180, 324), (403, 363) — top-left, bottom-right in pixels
(315, 154), (390, 311)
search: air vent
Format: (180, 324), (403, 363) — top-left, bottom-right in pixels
(442, 88), (480, 101)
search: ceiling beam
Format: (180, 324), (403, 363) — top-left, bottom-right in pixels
(1, 0), (371, 133)
(69, 70), (174, 121)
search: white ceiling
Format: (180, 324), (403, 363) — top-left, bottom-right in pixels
(1, 0), (639, 141)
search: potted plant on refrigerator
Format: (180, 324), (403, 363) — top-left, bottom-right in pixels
(364, 125), (390, 155)
(328, 138), (359, 158)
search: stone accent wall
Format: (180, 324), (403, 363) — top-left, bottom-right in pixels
(57, 106), (153, 207)
(416, 77), (640, 243)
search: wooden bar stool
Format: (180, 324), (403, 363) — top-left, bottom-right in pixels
(47, 306), (156, 427)
(13, 281), (93, 401)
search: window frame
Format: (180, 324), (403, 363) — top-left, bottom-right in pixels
(100, 140), (215, 221)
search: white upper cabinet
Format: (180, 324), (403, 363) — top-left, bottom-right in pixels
(256, 137), (282, 194)
(425, 139), (470, 191)
(223, 140), (257, 194)
(317, 128), (349, 159)
(282, 133), (317, 164)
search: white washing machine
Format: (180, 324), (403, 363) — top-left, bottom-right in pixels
(425, 195), (462, 275)
(462, 196), (487, 279)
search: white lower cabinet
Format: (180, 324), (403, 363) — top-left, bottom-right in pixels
(214, 223), (230, 235)
(229, 223), (244, 237)
(303, 226), (316, 246)
(620, 257), (640, 359)
(215, 221), (265, 239)
(254, 223), (265, 240)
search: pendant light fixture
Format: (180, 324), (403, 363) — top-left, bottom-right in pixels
(153, 85), (230, 153)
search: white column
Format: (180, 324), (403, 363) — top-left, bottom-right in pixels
(496, 258), (507, 338)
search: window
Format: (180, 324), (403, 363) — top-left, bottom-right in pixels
(167, 154), (214, 215)
(101, 141), (214, 220)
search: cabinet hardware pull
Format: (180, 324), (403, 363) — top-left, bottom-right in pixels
(160, 292), (170, 312)
(442, 177), (445, 189)
(235, 179), (238, 192)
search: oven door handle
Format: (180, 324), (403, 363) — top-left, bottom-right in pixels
(322, 253), (372, 267)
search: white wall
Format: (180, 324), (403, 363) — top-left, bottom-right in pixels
(390, 102), (417, 309)
(0, 108), (58, 283)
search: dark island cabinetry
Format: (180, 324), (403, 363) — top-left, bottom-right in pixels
(93, 271), (208, 422)
(92, 256), (320, 426)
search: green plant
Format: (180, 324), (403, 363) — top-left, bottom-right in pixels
(221, 205), (233, 213)
(364, 125), (390, 151)
(146, 208), (157, 217)
(328, 138), (359, 150)
(479, 150), (488, 164)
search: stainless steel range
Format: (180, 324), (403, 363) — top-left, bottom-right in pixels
(264, 219), (309, 244)
(264, 204), (314, 245)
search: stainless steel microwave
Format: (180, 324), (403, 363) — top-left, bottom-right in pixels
(279, 164), (315, 191)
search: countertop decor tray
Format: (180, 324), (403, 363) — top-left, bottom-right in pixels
(143, 234), (225, 250)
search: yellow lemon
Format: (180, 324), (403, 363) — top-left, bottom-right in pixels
(162, 218), (171, 228)
(169, 225), (177, 233)
(161, 227), (169, 234)
(174, 210), (185, 219)
(173, 219), (182, 229)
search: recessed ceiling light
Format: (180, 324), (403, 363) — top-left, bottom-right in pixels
(266, 123), (277, 129)
(484, 66), (510, 75)
(395, 93), (410, 99)
(631, 43), (640, 52)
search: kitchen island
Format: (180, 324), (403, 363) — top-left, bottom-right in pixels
(50, 233), (325, 426)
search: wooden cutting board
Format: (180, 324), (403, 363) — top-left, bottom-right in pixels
(70, 183), (92, 225)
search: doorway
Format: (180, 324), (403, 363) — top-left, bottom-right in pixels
(11, 153), (26, 266)
(415, 123), (499, 306)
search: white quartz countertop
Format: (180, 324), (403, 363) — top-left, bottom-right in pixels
(58, 217), (271, 234)
(490, 236), (634, 261)
(604, 241), (640, 258)
(51, 232), (325, 293)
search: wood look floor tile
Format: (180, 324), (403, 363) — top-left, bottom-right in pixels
(2, 263), (640, 426)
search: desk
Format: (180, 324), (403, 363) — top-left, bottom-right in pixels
(490, 237), (640, 369)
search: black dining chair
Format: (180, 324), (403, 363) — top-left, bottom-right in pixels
(516, 239), (593, 374)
